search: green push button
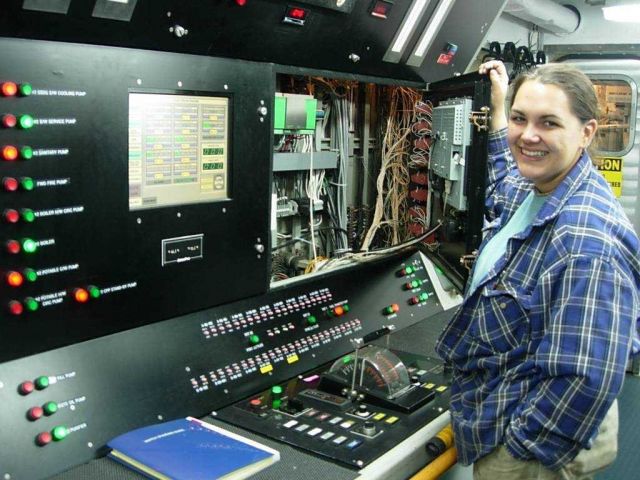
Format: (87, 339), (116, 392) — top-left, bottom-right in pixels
(342, 304), (350, 313)
(249, 334), (260, 346)
(20, 146), (33, 159)
(43, 401), (58, 416)
(88, 285), (100, 299)
(24, 297), (39, 312)
(51, 426), (68, 441)
(19, 83), (33, 97)
(271, 385), (283, 402)
(23, 268), (38, 282)
(22, 238), (37, 253)
(18, 114), (34, 129)
(20, 177), (34, 191)
(307, 315), (317, 325)
(21, 209), (35, 223)
(419, 292), (429, 301)
(35, 376), (49, 390)
(405, 266), (414, 274)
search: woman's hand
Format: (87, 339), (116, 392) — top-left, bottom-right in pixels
(479, 60), (509, 131)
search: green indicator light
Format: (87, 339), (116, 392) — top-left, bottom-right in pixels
(22, 238), (37, 253)
(271, 399), (282, 410)
(385, 306), (394, 314)
(419, 292), (429, 301)
(23, 268), (38, 282)
(307, 315), (317, 325)
(411, 280), (419, 288)
(21, 209), (35, 223)
(24, 297), (39, 312)
(19, 83), (33, 96)
(43, 401), (58, 415)
(249, 334), (260, 345)
(405, 266), (414, 274)
(271, 385), (283, 396)
(51, 426), (68, 441)
(18, 114), (34, 129)
(342, 304), (350, 312)
(20, 177), (34, 191)
(88, 285), (100, 299)
(342, 355), (352, 364)
(35, 376), (49, 390)
(20, 146), (33, 159)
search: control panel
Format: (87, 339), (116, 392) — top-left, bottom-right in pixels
(0, 38), (273, 361)
(0, 249), (461, 479)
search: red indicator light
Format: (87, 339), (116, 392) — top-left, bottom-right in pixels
(249, 398), (262, 407)
(4, 209), (20, 224)
(2, 114), (17, 128)
(6, 239), (21, 254)
(74, 288), (89, 303)
(288, 7), (306, 19)
(2, 145), (19, 161)
(371, 1), (392, 18)
(7, 271), (24, 287)
(235, 0), (247, 5)
(19, 381), (35, 395)
(8, 300), (24, 315)
(28, 406), (44, 421)
(1, 82), (18, 97)
(3, 177), (19, 191)
(36, 431), (53, 446)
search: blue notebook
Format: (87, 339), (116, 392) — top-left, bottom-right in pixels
(107, 417), (280, 480)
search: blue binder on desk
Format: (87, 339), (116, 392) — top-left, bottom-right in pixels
(107, 416), (280, 480)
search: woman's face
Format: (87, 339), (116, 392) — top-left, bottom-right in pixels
(507, 80), (597, 193)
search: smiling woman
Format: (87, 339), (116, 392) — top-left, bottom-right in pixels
(436, 60), (640, 480)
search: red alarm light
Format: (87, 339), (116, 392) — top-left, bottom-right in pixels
(284, 6), (308, 25)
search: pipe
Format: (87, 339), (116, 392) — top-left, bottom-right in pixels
(409, 446), (458, 480)
(504, 0), (580, 34)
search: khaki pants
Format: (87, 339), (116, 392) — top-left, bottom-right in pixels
(473, 400), (618, 480)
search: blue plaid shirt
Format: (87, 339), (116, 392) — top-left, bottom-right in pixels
(435, 128), (640, 470)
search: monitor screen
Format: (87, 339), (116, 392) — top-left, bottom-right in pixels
(128, 92), (230, 210)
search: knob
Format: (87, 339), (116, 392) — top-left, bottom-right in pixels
(362, 421), (376, 436)
(357, 404), (369, 416)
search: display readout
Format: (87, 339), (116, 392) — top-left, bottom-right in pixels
(128, 93), (229, 210)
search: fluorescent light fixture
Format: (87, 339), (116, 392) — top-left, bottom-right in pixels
(383, 0), (431, 63)
(602, 4), (640, 23)
(408, 0), (456, 66)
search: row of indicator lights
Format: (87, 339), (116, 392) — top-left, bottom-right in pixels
(326, 304), (350, 317)
(5, 237), (38, 254)
(28, 401), (59, 421)
(6, 268), (38, 286)
(1, 113), (34, 129)
(250, 314), (319, 345)
(397, 265), (416, 277)
(2, 145), (33, 160)
(3, 176), (35, 191)
(6, 286), (100, 315)
(36, 426), (68, 446)
(4, 208), (36, 224)
(19, 376), (51, 395)
(1, 81), (33, 97)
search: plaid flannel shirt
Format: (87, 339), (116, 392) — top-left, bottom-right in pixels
(435, 128), (640, 470)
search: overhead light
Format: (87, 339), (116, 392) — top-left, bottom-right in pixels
(407, 0), (456, 66)
(383, 0), (431, 63)
(602, 4), (640, 23)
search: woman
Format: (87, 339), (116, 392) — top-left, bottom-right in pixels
(435, 60), (640, 479)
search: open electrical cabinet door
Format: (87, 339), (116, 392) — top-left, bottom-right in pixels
(420, 73), (492, 288)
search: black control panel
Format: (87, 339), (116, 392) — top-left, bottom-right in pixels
(0, 249), (460, 480)
(0, 38), (273, 361)
(217, 349), (451, 469)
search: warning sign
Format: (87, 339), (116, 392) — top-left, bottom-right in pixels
(595, 157), (623, 197)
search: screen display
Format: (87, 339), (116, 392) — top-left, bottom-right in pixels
(128, 93), (230, 210)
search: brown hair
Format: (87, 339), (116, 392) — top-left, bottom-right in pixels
(509, 63), (599, 124)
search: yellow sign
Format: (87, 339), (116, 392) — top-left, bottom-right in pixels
(595, 157), (623, 197)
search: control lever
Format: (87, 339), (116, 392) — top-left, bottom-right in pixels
(345, 326), (396, 400)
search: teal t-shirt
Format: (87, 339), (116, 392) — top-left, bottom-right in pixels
(468, 191), (547, 293)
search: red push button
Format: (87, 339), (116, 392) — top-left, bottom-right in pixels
(3, 177), (19, 191)
(19, 381), (35, 395)
(2, 114), (17, 128)
(1, 82), (18, 97)
(6, 239), (21, 254)
(8, 300), (23, 315)
(28, 406), (44, 421)
(35, 431), (53, 446)
(2, 145), (19, 161)
(4, 208), (20, 223)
